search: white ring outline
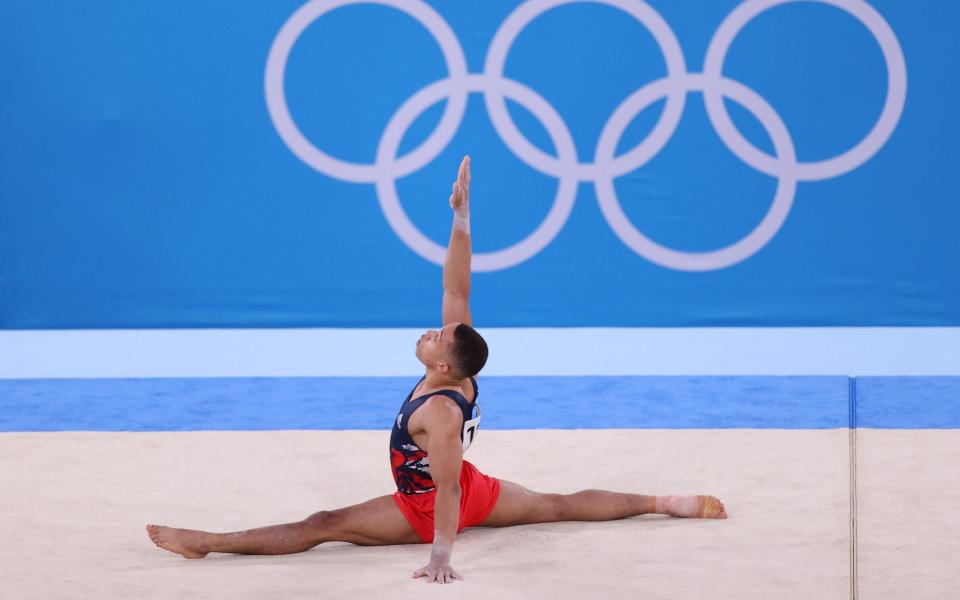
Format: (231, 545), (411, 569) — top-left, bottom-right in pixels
(375, 74), (579, 272)
(264, 0), (469, 183)
(595, 74), (797, 271)
(702, 0), (907, 181)
(264, 0), (907, 271)
(483, 0), (688, 181)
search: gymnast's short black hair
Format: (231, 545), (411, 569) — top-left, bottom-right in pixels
(451, 323), (488, 378)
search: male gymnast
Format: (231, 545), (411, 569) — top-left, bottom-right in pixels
(147, 155), (727, 584)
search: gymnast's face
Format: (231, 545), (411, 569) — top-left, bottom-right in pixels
(415, 323), (458, 371)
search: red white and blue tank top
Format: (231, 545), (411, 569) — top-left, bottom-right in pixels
(389, 376), (481, 495)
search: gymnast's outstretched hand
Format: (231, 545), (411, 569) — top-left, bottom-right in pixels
(449, 155), (470, 216)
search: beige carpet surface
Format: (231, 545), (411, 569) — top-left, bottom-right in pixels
(1, 429), (853, 599)
(857, 429), (960, 599)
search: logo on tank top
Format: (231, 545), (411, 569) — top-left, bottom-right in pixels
(462, 406), (481, 452)
(396, 413), (403, 429)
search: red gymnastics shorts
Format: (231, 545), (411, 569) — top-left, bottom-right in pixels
(391, 460), (501, 543)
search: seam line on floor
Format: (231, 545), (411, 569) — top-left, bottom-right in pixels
(849, 376), (859, 600)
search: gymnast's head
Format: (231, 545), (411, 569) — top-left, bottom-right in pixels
(415, 322), (488, 380)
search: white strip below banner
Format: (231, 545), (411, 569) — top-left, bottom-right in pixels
(1, 328), (958, 378)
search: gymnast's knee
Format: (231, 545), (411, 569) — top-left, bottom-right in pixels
(542, 493), (573, 522)
(302, 510), (341, 538)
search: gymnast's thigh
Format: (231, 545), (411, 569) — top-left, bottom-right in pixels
(478, 480), (564, 527)
(323, 495), (424, 546)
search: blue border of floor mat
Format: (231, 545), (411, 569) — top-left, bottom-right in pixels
(0, 376), (853, 431)
(856, 377), (960, 428)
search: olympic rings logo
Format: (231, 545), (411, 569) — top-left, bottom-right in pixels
(265, 0), (906, 272)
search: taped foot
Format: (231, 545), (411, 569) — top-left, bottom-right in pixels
(656, 495), (728, 519)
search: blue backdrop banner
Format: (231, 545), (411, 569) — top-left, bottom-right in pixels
(1, 0), (957, 327)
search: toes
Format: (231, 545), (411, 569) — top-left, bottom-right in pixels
(711, 499), (728, 519)
(698, 496), (727, 519)
(146, 524), (164, 544)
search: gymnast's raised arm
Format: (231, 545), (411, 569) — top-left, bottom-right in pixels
(442, 156), (472, 327)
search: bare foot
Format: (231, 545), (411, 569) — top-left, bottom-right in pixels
(146, 524), (210, 559)
(658, 495), (728, 519)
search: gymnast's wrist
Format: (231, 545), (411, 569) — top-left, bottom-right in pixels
(430, 532), (454, 563)
(453, 211), (470, 233)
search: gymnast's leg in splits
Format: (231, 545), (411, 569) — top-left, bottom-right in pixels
(146, 487), (724, 558)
